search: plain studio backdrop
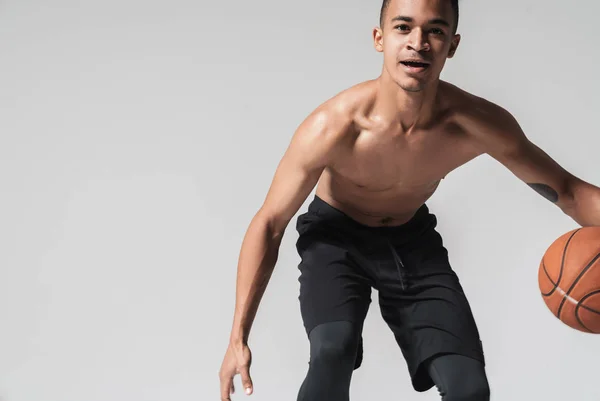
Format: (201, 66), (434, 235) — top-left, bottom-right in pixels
(1, 0), (599, 400)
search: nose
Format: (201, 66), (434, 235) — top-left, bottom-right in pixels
(407, 28), (430, 52)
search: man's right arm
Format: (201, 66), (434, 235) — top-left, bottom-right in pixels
(228, 105), (349, 346)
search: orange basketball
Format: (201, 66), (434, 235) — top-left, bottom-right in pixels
(539, 227), (600, 333)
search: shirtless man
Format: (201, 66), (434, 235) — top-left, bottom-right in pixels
(218, 0), (600, 400)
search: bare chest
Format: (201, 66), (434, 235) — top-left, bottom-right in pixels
(331, 126), (480, 191)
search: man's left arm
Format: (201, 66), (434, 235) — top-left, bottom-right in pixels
(467, 99), (600, 227)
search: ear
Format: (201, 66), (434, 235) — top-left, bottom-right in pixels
(373, 27), (384, 53)
(447, 34), (461, 58)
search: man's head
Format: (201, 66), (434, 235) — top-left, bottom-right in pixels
(373, 0), (462, 92)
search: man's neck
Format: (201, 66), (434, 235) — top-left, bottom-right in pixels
(374, 73), (441, 134)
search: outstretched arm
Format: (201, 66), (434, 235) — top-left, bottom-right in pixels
(467, 98), (600, 227)
(219, 101), (351, 401)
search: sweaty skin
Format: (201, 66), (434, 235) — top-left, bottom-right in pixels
(316, 79), (485, 227)
(301, 78), (576, 227)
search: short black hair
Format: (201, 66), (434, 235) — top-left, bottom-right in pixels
(380, 0), (459, 33)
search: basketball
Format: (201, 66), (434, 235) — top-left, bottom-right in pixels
(538, 227), (600, 333)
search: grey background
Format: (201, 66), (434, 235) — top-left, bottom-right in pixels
(1, 0), (599, 400)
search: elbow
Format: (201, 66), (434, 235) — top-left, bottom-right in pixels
(559, 178), (579, 213)
(561, 177), (600, 227)
(254, 210), (288, 241)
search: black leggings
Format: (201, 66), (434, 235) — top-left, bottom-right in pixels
(297, 321), (490, 401)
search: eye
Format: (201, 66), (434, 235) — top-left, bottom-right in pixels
(430, 28), (445, 35)
(395, 24), (410, 32)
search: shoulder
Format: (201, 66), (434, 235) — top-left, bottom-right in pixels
(296, 80), (376, 140)
(441, 81), (526, 155)
(284, 80), (375, 167)
(441, 81), (512, 122)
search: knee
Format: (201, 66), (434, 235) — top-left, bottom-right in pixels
(311, 336), (354, 362)
(428, 354), (490, 401)
(309, 321), (358, 365)
(444, 379), (490, 401)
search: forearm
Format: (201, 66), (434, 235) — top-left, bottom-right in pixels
(229, 214), (284, 345)
(563, 179), (600, 227)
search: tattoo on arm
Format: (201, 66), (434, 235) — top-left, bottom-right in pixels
(528, 183), (559, 203)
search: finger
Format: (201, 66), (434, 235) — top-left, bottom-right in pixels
(219, 372), (233, 401)
(239, 365), (254, 395)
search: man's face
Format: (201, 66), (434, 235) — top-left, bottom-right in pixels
(374, 0), (461, 92)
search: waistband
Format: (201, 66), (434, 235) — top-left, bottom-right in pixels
(307, 195), (432, 237)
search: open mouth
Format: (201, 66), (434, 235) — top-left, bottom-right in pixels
(400, 60), (431, 69)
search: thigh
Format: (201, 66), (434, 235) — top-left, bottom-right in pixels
(296, 222), (373, 369)
(297, 238), (373, 337)
(296, 210), (374, 333)
(378, 225), (485, 391)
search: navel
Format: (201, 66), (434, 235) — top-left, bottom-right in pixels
(380, 217), (394, 225)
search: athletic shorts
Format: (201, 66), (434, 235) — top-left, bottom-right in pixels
(295, 195), (485, 392)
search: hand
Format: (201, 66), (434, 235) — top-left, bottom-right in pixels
(219, 341), (254, 400)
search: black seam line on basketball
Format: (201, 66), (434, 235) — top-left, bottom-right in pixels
(579, 303), (600, 315)
(574, 312), (594, 333)
(574, 290), (600, 333)
(557, 251), (600, 320)
(547, 229), (581, 301)
(557, 251), (600, 319)
(541, 259), (557, 296)
(576, 294), (600, 333)
(577, 290), (600, 315)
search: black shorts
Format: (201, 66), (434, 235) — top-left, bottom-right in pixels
(295, 195), (485, 392)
